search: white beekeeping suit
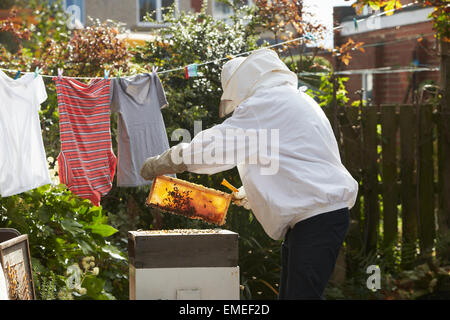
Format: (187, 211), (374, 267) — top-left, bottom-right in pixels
(141, 48), (358, 241)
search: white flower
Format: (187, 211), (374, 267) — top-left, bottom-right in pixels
(78, 287), (87, 295)
(82, 261), (90, 271)
(92, 267), (99, 276)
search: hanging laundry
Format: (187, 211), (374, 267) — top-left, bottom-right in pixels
(304, 33), (315, 41)
(53, 77), (117, 206)
(110, 72), (173, 187)
(185, 64), (198, 79)
(353, 17), (359, 30)
(0, 70), (51, 197)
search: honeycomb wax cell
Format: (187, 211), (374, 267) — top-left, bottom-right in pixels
(146, 176), (232, 225)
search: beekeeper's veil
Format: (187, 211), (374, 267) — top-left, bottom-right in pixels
(219, 48), (298, 118)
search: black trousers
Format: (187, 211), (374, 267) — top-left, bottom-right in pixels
(278, 207), (350, 300)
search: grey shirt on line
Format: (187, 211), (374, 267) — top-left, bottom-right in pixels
(110, 72), (173, 187)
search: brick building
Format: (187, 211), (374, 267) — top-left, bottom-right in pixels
(332, 0), (440, 105)
(50, 0), (253, 45)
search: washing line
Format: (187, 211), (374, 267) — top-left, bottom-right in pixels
(0, 1), (428, 79)
(299, 32), (435, 58)
(299, 66), (440, 77)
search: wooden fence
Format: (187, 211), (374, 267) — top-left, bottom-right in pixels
(326, 104), (444, 270)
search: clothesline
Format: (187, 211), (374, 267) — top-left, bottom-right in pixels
(299, 32), (435, 58)
(157, 35), (314, 75)
(0, 0), (423, 80)
(299, 65), (440, 77)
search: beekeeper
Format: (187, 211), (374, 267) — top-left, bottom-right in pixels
(140, 48), (358, 300)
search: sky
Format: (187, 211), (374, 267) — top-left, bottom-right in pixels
(303, 0), (355, 48)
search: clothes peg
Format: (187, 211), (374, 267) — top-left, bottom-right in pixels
(353, 17), (359, 30)
(305, 33), (314, 41)
(58, 68), (64, 79)
(14, 70), (21, 80)
(117, 67), (123, 79)
(185, 64), (198, 79)
(104, 69), (110, 80)
(34, 66), (42, 78)
(152, 66), (159, 75)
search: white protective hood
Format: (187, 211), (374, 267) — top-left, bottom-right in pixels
(219, 49), (298, 117)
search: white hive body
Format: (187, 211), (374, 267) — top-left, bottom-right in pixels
(128, 229), (240, 300)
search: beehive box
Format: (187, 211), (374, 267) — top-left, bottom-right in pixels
(146, 175), (232, 225)
(128, 229), (239, 300)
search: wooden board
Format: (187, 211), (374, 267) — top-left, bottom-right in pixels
(341, 107), (363, 269)
(0, 235), (35, 300)
(362, 107), (379, 253)
(418, 105), (435, 255)
(381, 105), (398, 249)
(128, 229), (238, 269)
(400, 106), (417, 267)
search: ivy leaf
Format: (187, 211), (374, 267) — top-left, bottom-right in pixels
(91, 212), (108, 225)
(82, 274), (105, 297)
(101, 245), (126, 260)
(86, 224), (118, 237)
(37, 207), (50, 223)
(96, 292), (116, 300)
(78, 239), (94, 254)
(61, 219), (83, 235)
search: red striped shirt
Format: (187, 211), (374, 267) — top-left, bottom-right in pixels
(53, 77), (116, 206)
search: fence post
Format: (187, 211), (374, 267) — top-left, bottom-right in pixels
(417, 104), (435, 258)
(362, 107), (379, 254)
(331, 57), (342, 144)
(400, 106), (417, 268)
(438, 39), (450, 260)
(381, 105), (398, 262)
(341, 107), (363, 275)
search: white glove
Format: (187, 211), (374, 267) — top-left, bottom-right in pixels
(232, 186), (251, 210)
(140, 144), (188, 180)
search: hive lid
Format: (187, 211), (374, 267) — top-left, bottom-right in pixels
(129, 229), (237, 237)
(128, 229), (239, 268)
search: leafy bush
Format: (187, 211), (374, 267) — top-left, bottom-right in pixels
(306, 74), (350, 108)
(0, 184), (128, 300)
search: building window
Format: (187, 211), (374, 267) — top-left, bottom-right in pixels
(64, 0), (85, 29)
(138, 0), (176, 24)
(212, 0), (253, 23)
(361, 5), (376, 16)
(213, 1), (233, 20)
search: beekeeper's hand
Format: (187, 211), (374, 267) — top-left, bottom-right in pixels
(140, 144), (188, 180)
(232, 186), (251, 210)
